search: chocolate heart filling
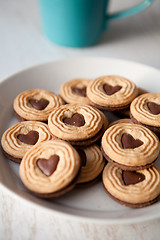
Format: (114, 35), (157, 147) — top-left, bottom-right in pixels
(121, 133), (143, 149)
(72, 87), (86, 97)
(37, 154), (60, 176)
(17, 131), (39, 145)
(147, 101), (160, 115)
(29, 98), (49, 110)
(103, 83), (122, 95)
(63, 113), (85, 127)
(76, 149), (87, 167)
(122, 170), (145, 186)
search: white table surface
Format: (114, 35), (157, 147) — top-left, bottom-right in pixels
(0, 0), (160, 239)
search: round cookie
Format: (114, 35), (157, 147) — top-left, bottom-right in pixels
(48, 103), (104, 146)
(76, 145), (105, 187)
(130, 93), (160, 136)
(102, 163), (160, 208)
(1, 121), (53, 163)
(101, 122), (160, 170)
(87, 75), (138, 111)
(13, 89), (64, 122)
(19, 140), (81, 197)
(60, 78), (91, 104)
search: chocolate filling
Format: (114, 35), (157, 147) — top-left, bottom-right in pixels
(147, 101), (160, 115)
(121, 133), (143, 149)
(88, 99), (130, 111)
(51, 125), (104, 147)
(29, 98), (49, 110)
(37, 154), (60, 176)
(71, 87), (86, 97)
(63, 113), (85, 127)
(103, 83), (122, 95)
(2, 147), (22, 163)
(76, 148), (87, 166)
(122, 170), (145, 186)
(17, 131), (39, 145)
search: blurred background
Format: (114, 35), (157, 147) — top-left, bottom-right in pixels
(0, 0), (160, 80)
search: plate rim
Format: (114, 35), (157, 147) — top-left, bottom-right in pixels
(1, 183), (160, 225)
(0, 56), (160, 87)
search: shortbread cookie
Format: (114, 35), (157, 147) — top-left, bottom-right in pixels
(60, 78), (90, 104)
(102, 163), (160, 208)
(87, 75), (138, 111)
(130, 93), (160, 136)
(1, 121), (53, 163)
(101, 122), (159, 170)
(48, 104), (104, 146)
(20, 140), (81, 197)
(76, 145), (105, 186)
(14, 89), (64, 122)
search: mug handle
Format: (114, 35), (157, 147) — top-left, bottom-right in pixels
(106, 0), (154, 20)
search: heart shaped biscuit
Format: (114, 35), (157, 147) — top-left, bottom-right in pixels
(122, 170), (145, 186)
(72, 87), (87, 97)
(103, 83), (122, 96)
(76, 149), (87, 167)
(29, 98), (49, 110)
(121, 133), (143, 149)
(17, 131), (39, 145)
(63, 113), (85, 127)
(147, 101), (160, 115)
(37, 154), (60, 176)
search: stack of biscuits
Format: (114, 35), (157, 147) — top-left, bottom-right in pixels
(1, 75), (160, 208)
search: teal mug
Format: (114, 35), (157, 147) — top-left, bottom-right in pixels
(39, 0), (154, 47)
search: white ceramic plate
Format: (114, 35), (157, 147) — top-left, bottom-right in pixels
(0, 57), (160, 224)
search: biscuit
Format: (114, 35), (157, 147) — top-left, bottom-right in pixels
(102, 163), (160, 208)
(1, 121), (53, 163)
(130, 93), (160, 136)
(87, 75), (138, 111)
(60, 78), (90, 104)
(13, 89), (64, 122)
(19, 140), (81, 197)
(48, 103), (104, 146)
(101, 122), (159, 170)
(76, 145), (105, 186)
